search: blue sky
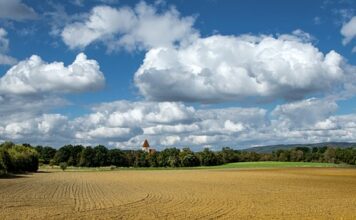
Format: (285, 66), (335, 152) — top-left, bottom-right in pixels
(0, 0), (355, 149)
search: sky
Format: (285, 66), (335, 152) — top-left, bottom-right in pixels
(0, 0), (355, 150)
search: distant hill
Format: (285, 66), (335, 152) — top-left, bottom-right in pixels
(242, 142), (356, 153)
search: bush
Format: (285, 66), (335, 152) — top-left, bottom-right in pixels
(0, 149), (12, 174)
(49, 159), (55, 167)
(59, 162), (67, 171)
(0, 165), (5, 176)
(38, 158), (45, 166)
(6, 145), (38, 172)
(0, 157), (6, 176)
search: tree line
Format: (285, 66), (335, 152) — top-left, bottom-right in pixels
(39, 145), (221, 168)
(24, 144), (356, 168)
(1, 142), (356, 175)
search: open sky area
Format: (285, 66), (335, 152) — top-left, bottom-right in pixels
(0, 0), (355, 150)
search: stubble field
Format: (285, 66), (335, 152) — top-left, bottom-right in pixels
(1, 168), (356, 219)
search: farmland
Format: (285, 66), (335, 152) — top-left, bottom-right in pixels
(1, 167), (356, 219)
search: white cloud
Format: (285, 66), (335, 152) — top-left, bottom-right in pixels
(135, 33), (347, 103)
(0, 114), (70, 144)
(0, 95), (67, 123)
(0, 54), (17, 66)
(0, 0), (37, 21)
(1, 99), (356, 149)
(0, 28), (9, 52)
(0, 53), (105, 95)
(341, 16), (356, 45)
(0, 28), (17, 65)
(224, 120), (245, 133)
(97, 104), (261, 147)
(61, 2), (198, 51)
(271, 98), (338, 128)
(75, 127), (141, 142)
(72, 102), (269, 148)
(144, 124), (199, 135)
(0, 53), (104, 135)
(160, 135), (181, 146)
(56, 101), (196, 146)
(91, 101), (195, 125)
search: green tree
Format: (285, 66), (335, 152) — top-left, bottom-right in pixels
(181, 154), (200, 167)
(71, 145), (84, 166)
(108, 149), (128, 167)
(93, 145), (108, 167)
(148, 153), (159, 167)
(290, 150), (304, 162)
(259, 153), (272, 161)
(324, 148), (336, 163)
(49, 159), (55, 168)
(168, 155), (180, 167)
(219, 147), (238, 163)
(158, 148), (180, 167)
(6, 144), (38, 172)
(79, 147), (96, 167)
(179, 148), (200, 167)
(36, 146), (57, 164)
(198, 148), (222, 166)
(0, 160), (5, 175)
(53, 145), (73, 164)
(59, 162), (67, 171)
(0, 149), (12, 175)
(0, 141), (15, 150)
(134, 151), (150, 167)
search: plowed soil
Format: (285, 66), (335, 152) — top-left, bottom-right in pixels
(1, 168), (356, 219)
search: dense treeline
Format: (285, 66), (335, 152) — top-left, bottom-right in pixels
(43, 145), (222, 168)
(1, 142), (356, 175)
(0, 142), (39, 175)
(36, 144), (356, 168)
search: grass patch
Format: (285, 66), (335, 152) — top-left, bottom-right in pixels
(214, 161), (352, 169)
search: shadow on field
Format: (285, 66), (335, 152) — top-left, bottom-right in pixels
(37, 171), (51, 174)
(0, 171), (50, 179)
(0, 174), (29, 179)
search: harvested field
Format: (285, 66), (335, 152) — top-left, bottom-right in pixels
(1, 168), (356, 219)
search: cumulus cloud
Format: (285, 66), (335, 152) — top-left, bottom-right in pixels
(1, 98), (356, 149)
(91, 101), (195, 125)
(61, 2), (198, 50)
(75, 127), (142, 142)
(0, 53), (104, 139)
(341, 16), (356, 45)
(271, 98), (338, 128)
(0, 0), (38, 21)
(0, 114), (71, 145)
(0, 95), (67, 123)
(0, 53), (105, 95)
(0, 28), (17, 65)
(0, 100), (263, 147)
(135, 33), (348, 103)
(77, 99), (356, 149)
